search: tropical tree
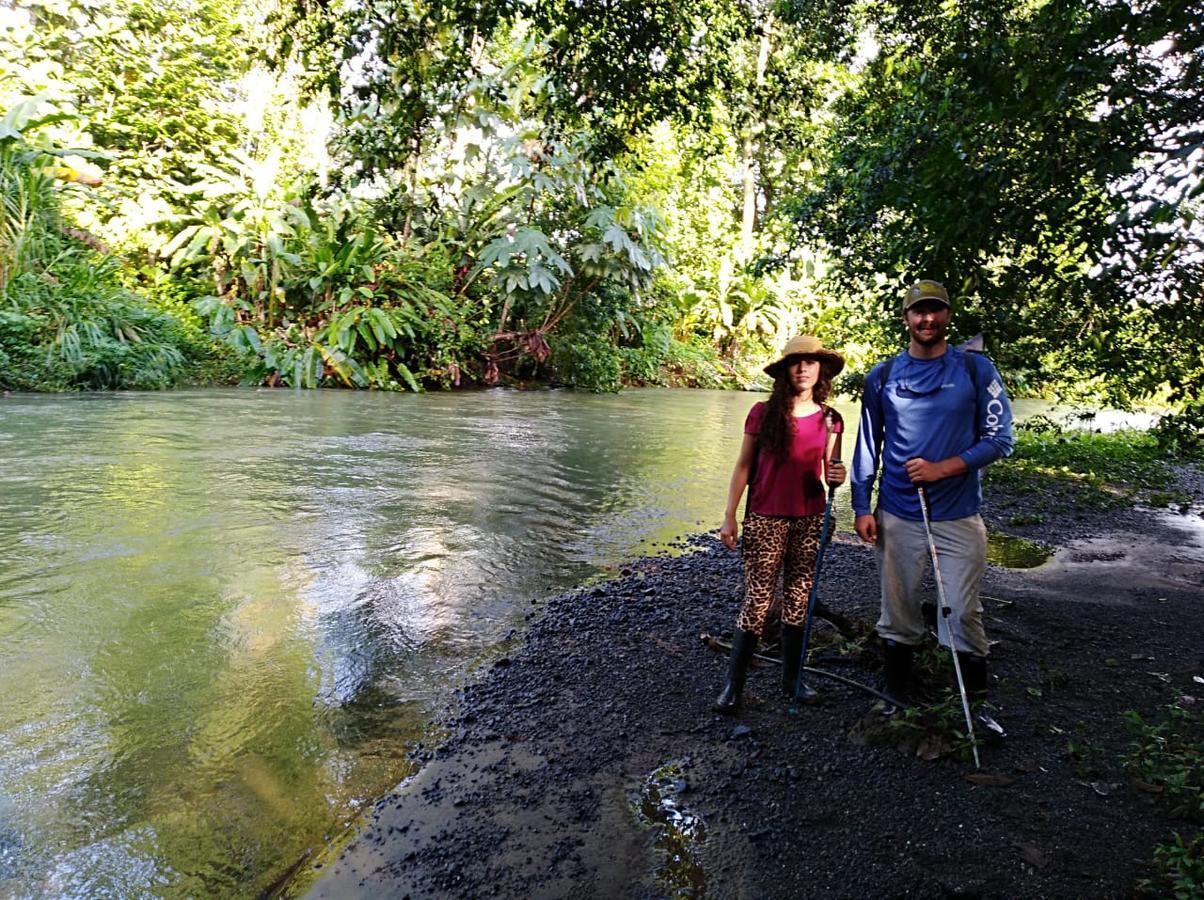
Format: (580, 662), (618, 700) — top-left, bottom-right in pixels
(1, 0), (253, 247)
(788, 0), (1204, 407)
(0, 100), (197, 390)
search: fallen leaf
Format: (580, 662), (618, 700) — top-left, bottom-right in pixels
(1014, 842), (1047, 869)
(916, 736), (949, 761)
(1104, 658), (1119, 667)
(965, 773), (1015, 787)
(1129, 777), (1164, 794)
(1193, 676), (1203, 685)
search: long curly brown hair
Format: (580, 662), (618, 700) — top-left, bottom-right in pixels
(759, 358), (833, 458)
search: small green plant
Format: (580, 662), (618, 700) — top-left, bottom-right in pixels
(877, 644), (981, 763)
(1122, 705), (1203, 821)
(1007, 513), (1045, 526)
(1137, 832), (1204, 900)
(882, 691), (978, 762)
(1147, 491), (1195, 511)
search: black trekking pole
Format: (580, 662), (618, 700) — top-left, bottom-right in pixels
(791, 457), (840, 701)
(916, 484), (981, 769)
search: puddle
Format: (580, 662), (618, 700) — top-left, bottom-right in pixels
(986, 531), (1052, 569)
(991, 506), (1204, 602)
(631, 761), (707, 898)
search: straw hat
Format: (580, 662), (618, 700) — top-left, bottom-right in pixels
(763, 335), (845, 378)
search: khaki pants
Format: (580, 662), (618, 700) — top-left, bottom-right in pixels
(874, 508), (989, 656)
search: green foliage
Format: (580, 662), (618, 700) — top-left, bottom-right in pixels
(985, 418), (1190, 512)
(5, 0), (1204, 399)
(789, 0), (1204, 408)
(1122, 704), (1204, 822)
(4, 0), (250, 222)
(1127, 706), (1204, 899)
(882, 690), (980, 764)
(1140, 832), (1204, 900)
(872, 643), (986, 763)
(2, 248), (189, 390)
(549, 334), (623, 392)
(278, 0), (740, 165)
(177, 172), (471, 389)
(169, 119), (668, 388)
(1153, 402), (1204, 459)
(0, 102), (198, 390)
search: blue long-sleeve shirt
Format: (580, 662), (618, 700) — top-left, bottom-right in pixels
(851, 348), (1014, 521)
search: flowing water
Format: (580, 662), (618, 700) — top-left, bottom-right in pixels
(0, 388), (1114, 896)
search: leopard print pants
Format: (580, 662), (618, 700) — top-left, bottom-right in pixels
(737, 511), (824, 634)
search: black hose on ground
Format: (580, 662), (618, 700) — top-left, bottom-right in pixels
(701, 633), (905, 707)
(802, 665), (902, 707)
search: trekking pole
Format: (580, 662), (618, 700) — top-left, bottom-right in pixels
(792, 458), (840, 701)
(916, 484), (981, 769)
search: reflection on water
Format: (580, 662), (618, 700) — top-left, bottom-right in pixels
(0, 388), (759, 897)
(0, 388), (1095, 895)
(986, 532), (1053, 569)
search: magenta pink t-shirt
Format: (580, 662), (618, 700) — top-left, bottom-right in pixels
(744, 402), (844, 517)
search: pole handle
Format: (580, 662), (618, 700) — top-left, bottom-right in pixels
(826, 456), (842, 488)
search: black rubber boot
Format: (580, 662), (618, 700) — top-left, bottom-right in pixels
(882, 640), (914, 708)
(957, 652), (988, 702)
(714, 629), (758, 714)
(957, 652), (1005, 738)
(921, 602), (938, 634)
(780, 624), (820, 705)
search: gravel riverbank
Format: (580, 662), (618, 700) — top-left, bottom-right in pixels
(302, 477), (1203, 899)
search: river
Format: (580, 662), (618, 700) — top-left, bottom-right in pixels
(0, 388), (1147, 897)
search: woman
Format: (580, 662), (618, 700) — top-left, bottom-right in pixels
(715, 335), (847, 713)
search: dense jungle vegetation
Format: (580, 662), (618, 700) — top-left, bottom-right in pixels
(0, 0), (1201, 431)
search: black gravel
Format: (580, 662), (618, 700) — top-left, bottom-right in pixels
(304, 480), (1203, 899)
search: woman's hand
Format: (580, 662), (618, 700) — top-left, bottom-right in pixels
(826, 459), (847, 486)
(720, 514), (739, 550)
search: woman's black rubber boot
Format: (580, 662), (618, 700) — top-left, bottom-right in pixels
(714, 629), (758, 714)
(882, 639), (914, 708)
(780, 623), (820, 705)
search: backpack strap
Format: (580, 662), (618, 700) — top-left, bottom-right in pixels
(874, 355), (898, 462)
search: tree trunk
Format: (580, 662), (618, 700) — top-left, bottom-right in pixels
(739, 20), (773, 262)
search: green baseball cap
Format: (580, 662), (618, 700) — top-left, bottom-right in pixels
(902, 279), (950, 312)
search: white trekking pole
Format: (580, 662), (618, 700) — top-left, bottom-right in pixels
(916, 484), (980, 769)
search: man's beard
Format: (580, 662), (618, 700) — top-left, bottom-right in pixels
(912, 325), (946, 346)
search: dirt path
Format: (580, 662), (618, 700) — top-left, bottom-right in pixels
(301, 499), (1203, 899)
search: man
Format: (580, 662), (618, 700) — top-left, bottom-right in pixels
(851, 279), (1014, 710)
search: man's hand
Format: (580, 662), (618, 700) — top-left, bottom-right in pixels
(855, 514), (877, 544)
(904, 457), (949, 484)
(720, 514), (739, 550)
